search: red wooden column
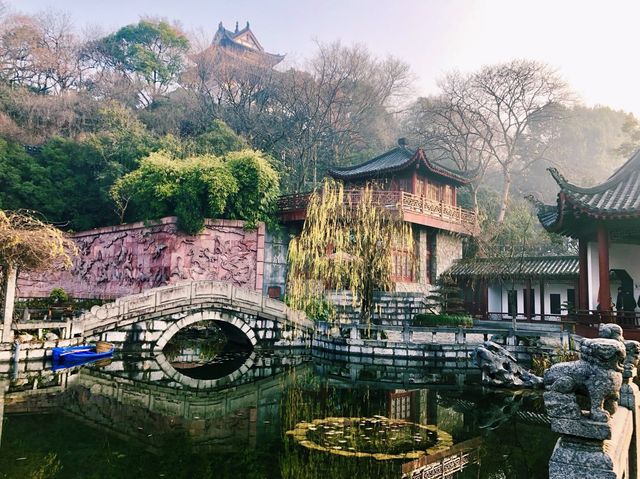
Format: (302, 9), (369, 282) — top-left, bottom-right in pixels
(596, 224), (611, 312)
(578, 238), (589, 310)
(412, 170), (418, 195)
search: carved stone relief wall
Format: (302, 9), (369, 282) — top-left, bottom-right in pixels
(17, 217), (265, 299)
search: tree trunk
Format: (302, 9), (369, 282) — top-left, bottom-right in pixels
(470, 183), (480, 216)
(1, 264), (17, 343)
(497, 170), (512, 223)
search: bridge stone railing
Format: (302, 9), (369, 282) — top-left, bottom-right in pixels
(73, 281), (313, 340)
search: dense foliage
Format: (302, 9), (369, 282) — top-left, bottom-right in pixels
(112, 149), (279, 234)
(0, 8), (636, 253)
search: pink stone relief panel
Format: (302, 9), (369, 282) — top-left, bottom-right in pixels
(17, 218), (263, 299)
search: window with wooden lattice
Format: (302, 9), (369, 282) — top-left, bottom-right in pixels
(391, 247), (414, 283)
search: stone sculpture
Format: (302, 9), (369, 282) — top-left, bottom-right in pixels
(545, 324), (640, 479)
(472, 340), (543, 388)
(543, 337), (626, 423)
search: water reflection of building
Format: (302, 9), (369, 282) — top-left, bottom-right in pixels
(401, 437), (482, 479)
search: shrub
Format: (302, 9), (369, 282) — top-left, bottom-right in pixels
(48, 288), (69, 305)
(285, 295), (334, 322)
(224, 149), (280, 228)
(412, 313), (473, 327)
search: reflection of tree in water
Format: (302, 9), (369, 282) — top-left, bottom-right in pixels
(439, 389), (556, 479)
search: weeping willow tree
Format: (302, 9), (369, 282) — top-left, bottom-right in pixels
(287, 179), (413, 324)
(0, 211), (74, 342)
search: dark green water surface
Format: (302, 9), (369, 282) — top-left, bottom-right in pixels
(0, 348), (557, 479)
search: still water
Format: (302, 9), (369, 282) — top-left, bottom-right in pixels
(0, 340), (557, 479)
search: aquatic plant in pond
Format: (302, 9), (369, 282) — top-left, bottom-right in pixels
(287, 179), (414, 324)
(286, 416), (453, 460)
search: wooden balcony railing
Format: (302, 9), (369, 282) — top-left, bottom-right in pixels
(277, 190), (478, 234)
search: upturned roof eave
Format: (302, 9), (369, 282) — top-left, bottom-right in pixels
(328, 147), (473, 185)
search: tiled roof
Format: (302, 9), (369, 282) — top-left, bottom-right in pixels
(211, 22), (284, 67)
(534, 150), (640, 235)
(549, 149), (640, 217)
(446, 256), (579, 279)
(328, 147), (472, 185)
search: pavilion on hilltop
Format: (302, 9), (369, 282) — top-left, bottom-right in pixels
(202, 21), (284, 68)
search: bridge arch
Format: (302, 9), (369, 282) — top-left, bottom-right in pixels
(155, 349), (257, 390)
(154, 310), (257, 353)
(76, 281), (313, 349)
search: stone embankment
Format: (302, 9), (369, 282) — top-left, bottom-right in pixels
(312, 320), (572, 365)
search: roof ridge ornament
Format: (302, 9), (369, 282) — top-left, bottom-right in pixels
(547, 166), (570, 187)
(524, 194), (545, 210)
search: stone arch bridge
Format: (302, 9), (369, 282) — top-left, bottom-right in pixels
(72, 281), (313, 352)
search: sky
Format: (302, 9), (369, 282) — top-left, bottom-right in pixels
(9, 0), (640, 117)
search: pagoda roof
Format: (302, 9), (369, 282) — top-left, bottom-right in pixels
(534, 150), (640, 238)
(446, 256), (579, 280)
(328, 145), (473, 186)
(211, 21), (284, 67)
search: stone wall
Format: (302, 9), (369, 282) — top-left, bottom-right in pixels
(17, 217), (265, 299)
(326, 291), (429, 325)
(435, 231), (463, 277)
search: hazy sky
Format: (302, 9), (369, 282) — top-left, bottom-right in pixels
(10, 0), (640, 117)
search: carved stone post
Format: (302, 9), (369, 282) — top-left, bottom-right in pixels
(1, 265), (17, 343)
(619, 341), (640, 477)
(0, 379), (7, 448)
(545, 324), (637, 479)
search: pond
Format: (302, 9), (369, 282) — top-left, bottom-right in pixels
(0, 337), (558, 479)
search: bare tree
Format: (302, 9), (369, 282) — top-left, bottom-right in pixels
(0, 10), (85, 94)
(409, 60), (571, 222)
(276, 42), (411, 190)
(406, 76), (493, 214)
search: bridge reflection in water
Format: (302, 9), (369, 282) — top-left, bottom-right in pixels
(0, 350), (557, 479)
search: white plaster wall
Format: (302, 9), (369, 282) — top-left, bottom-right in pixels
(543, 281), (575, 319)
(488, 280), (573, 319)
(610, 243), (640, 308)
(587, 242), (640, 310)
(488, 285), (502, 312)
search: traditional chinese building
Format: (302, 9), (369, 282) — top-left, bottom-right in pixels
(203, 21), (284, 68)
(277, 139), (478, 294)
(534, 150), (640, 335)
(446, 256), (579, 321)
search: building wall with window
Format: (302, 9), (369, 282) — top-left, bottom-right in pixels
(487, 280), (576, 320)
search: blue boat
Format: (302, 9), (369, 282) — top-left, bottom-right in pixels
(52, 343), (114, 364)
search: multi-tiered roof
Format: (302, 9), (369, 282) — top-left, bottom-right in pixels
(208, 21), (284, 68)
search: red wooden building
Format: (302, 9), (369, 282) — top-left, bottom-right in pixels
(277, 140), (478, 291)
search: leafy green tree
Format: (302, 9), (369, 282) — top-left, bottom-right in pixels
(111, 152), (238, 234)
(0, 139), (48, 210)
(425, 275), (466, 315)
(224, 149), (279, 227)
(88, 20), (189, 107)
